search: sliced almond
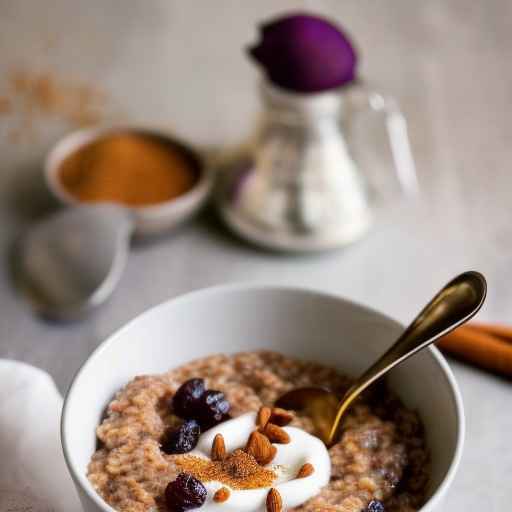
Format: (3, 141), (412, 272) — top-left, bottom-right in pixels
(297, 462), (315, 478)
(245, 430), (274, 465)
(211, 433), (226, 461)
(266, 488), (282, 512)
(256, 406), (272, 429)
(262, 423), (290, 444)
(213, 487), (230, 503)
(269, 407), (294, 426)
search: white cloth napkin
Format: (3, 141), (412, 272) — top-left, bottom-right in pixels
(0, 360), (81, 511)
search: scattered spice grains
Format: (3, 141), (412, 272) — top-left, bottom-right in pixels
(10, 68), (105, 124)
(213, 487), (231, 503)
(266, 488), (283, 512)
(211, 433), (227, 461)
(176, 449), (276, 490)
(297, 463), (315, 478)
(0, 67), (107, 142)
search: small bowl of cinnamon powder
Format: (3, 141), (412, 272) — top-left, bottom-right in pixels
(45, 127), (212, 236)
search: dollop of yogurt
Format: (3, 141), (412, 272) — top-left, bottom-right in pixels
(189, 412), (331, 511)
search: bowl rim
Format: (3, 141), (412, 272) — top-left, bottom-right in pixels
(61, 283), (465, 512)
(44, 125), (214, 218)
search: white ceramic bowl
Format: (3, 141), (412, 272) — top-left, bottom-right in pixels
(45, 126), (213, 237)
(61, 285), (464, 512)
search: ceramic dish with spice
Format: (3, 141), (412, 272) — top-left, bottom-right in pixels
(61, 285), (464, 512)
(45, 127), (213, 236)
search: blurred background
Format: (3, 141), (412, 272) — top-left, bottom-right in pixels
(0, 1), (510, 509)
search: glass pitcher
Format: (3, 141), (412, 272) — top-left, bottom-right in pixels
(216, 81), (417, 252)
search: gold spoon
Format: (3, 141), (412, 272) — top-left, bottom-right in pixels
(276, 271), (487, 446)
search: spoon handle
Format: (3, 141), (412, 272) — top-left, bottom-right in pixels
(327, 271), (486, 445)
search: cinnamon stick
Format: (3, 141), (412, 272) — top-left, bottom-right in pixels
(437, 325), (512, 377)
(468, 322), (512, 344)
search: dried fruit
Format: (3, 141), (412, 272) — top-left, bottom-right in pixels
(196, 390), (230, 430)
(256, 406), (272, 428)
(165, 473), (207, 511)
(367, 500), (385, 512)
(172, 378), (206, 419)
(161, 419), (200, 454)
(211, 433), (227, 461)
(245, 431), (274, 465)
(213, 487), (230, 503)
(266, 488), (282, 512)
(269, 408), (293, 426)
(262, 423), (290, 444)
(297, 463), (315, 478)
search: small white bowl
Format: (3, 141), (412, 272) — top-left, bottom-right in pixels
(61, 285), (464, 512)
(45, 126), (213, 237)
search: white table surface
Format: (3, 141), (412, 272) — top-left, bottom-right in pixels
(0, 1), (510, 510)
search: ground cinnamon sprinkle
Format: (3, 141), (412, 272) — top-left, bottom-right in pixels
(58, 132), (199, 207)
(1, 67), (107, 142)
(9, 68), (105, 124)
(176, 450), (276, 490)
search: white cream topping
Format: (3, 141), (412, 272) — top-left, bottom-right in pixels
(190, 412), (331, 511)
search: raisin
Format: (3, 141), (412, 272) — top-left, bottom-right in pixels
(367, 500), (385, 512)
(165, 473), (207, 511)
(172, 378), (206, 418)
(161, 419), (200, 454)
(195, 389), (230, 430)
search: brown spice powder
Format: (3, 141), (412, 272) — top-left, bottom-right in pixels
(58, 133), (198, 207)
(1, 67), (107, 142)
(8, 69), (105, 126)
(176, 450), (276, 490)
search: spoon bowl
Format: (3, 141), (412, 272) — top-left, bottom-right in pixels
(276, 271), (487, 445)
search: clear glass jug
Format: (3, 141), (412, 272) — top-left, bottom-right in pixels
(216, 82), (417, 251)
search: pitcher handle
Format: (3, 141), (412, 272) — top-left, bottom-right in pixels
(347, 83), (419, 197)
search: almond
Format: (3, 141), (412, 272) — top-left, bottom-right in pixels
(297, 462), (315, 478)
(211, 433), (226, 461)
(245, 430), (274, 464)
(259, 445), (277, 466)
(262, 423), (290, 444)
(266, 488), (282, 512)
(213, 487), (230, 503)
(256, 406), (272, 429)
(269, 407), (294, 426)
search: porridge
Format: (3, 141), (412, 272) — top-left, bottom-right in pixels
(88, 352), (429, 512)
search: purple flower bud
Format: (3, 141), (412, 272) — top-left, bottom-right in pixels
(248, 13), (357, 93)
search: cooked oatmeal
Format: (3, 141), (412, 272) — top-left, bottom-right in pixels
(88, 352), (429, 512)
